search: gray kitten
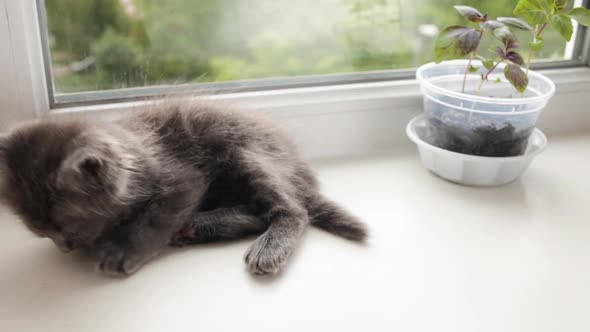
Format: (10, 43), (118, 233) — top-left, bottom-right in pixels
(0, 100), (367, 276)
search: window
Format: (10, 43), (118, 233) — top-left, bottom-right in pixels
(39, 0), (588, 107)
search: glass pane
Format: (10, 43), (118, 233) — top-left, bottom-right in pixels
(43, 0), (572, 94)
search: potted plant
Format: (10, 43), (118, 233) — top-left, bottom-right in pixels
(416, 0), (590, 157)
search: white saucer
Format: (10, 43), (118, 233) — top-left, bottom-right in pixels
(406, 115), (548, 186)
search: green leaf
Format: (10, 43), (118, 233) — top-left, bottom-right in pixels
(514, 0), (551, 25)
(504, 63), (529, 93)
(550, 13), (574, 41)
(570, 7), (590, 26)
(454, 5), (486, 22)
(528, 37), (544, 51)
(482, 58), (495, 69)
(555, 0), (568, 11)
(493, 77), (502, 84)
(434, 26), (482, 63)
(497, 17), (534, 31)
(468, 65), (479, 73)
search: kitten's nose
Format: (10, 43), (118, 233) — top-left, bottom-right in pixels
(53, 237), (74, 252)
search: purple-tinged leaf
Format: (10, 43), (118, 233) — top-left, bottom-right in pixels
(494, 26), (519, 50)
(480, 20), (505, 31)
(506, 51), (525, 65)
(504, 63), (529, 93)
(495, 47), (507, 59)
(497, 17), (534, 31)
(454, 5), (486, 22)
(434, 26), (482, 63)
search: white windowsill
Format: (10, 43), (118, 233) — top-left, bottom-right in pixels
(49, 67), (590, 160)
(1, 132), (589, 332)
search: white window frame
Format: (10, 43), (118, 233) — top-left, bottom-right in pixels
(1, 0), (590, 160)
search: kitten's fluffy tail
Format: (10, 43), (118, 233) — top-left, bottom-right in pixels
(308, 196), (368, 242)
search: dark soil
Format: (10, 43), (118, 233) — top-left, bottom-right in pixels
(426, 117), (533, 157)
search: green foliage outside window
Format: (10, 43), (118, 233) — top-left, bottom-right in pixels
(45, 0), (569, 93)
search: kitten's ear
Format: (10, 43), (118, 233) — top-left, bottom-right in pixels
(0, 134), (9, 192)
(0, 133), (7, 162)
(58, 150), (106, 189)
(77, 154), (103, 178)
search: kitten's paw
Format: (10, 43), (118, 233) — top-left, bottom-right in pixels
(169, 226), (196, 247)
(94, 243), (145, 277)
(244, 233), (290, 275)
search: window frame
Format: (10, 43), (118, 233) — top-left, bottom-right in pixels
(0, 0), (49, 128)
(1, 0), (590, 159)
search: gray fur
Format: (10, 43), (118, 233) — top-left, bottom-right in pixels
(0, 100), (367, 276)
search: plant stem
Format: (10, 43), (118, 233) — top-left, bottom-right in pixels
(461, 30), (484, 94)
(527, 22), (548, 74)
(526, 49), (532, 74)
(537, 22), (548, 36)
(484, 60), (502, 80)
(476, 60), (503, 95)
(462, 52), (474, 93)
(476, 77), (486, 96)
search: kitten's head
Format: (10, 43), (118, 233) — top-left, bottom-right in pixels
(0, 121), (138, 252)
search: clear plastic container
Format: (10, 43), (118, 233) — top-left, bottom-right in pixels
(416, 60), (555, 157)
(406, 115), (548, 186)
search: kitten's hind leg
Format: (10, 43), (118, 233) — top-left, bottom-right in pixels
(243, 208), (308, 275)
(242, 175), (309, 275)
(170, 206), (267, 246)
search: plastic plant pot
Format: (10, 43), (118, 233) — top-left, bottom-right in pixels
(416, 60), (555, 157)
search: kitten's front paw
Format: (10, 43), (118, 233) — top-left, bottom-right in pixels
(244, 233), (290, 275)
(94, 242), (146, 277)
(169, 225), (196, 247)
